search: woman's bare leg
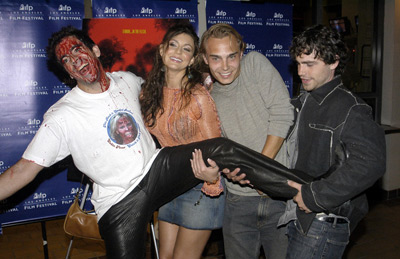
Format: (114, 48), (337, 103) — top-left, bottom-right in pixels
(173, 227), (212, 259)
(159, 220), (179, 259)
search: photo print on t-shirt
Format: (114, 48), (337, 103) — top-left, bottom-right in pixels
(106, 110), (140, 147)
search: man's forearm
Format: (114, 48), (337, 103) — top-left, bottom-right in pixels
(0, 158), (43, 200)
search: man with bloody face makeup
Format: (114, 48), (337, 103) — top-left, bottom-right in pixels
(0, 26), (311, 258)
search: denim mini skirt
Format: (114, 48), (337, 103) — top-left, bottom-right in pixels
(157, 182), (225, 229)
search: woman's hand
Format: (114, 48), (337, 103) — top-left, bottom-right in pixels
(190, 149), (219, 183)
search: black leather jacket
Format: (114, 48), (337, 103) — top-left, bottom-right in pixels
(290, 76), (386, 231)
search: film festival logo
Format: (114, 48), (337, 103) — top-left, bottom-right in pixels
(11, 3), (43, 20)
(266, 12), (290, 27)
(216, 10), (227, 17)
(246, 11), (256, 18)
(11, 40), (46, 60)
(265, 42), (289, 58)
(97, 6), (125, 18)
(19, 4), (33, 12)
(175, 8), (187, 15)
(49, 3), (82, 20)
(238, 10), (263, 26)
(58, 4), (72, 12)
(139, 6), (160, 18)
(208, 9), (234, 25)
(245, 42), (262, 54)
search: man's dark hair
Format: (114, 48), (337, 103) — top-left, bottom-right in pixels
(290, 24), (349, 75)
(46, 26), (96, 87)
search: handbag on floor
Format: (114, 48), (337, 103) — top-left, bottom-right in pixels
(63, 176), (102, 240)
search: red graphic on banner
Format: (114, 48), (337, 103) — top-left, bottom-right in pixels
(85, 18), (190, 79)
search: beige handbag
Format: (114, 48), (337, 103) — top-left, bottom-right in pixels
(63, 179), (102, 240)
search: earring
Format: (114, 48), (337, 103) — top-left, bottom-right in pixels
(161, 66), (165, 72)
(187, 65), (193, 79)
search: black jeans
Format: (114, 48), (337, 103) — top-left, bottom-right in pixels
(98, 137), (311, 258)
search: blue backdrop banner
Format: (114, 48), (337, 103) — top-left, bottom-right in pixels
(206, 0), (293, 96)
(0, 0), (84, 234)
(92, 0), (199, 31)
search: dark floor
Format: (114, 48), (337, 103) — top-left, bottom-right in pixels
(1, 197), (399, 259)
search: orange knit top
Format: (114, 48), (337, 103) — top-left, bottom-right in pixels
(147, 84), (223, 196)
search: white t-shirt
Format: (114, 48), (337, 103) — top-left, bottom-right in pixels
(23, 71), (159, 219)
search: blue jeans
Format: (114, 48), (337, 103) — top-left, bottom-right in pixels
(223, 192), (287, 259)
(286, 218), (350, 259)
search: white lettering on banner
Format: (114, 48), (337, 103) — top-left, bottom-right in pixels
(27, 119), (41, 126)
(216, 10), (226, 16)
(274, 12), (284, 19)
(22, 42), (35, 49)
(16, 130), (38, 136)
(246, 21), (262, 26)
(17, 16), (44, 21)
(71, 187), (82, 195)
(265, 41), (290, 58)
(246, 43), (255, 50)
(62, 200), (73, 205)
(266, 21), (290, 27)
(53, 88), (70, 95)
(265, 53), (290, 58)
(246, 11), (256, 18)
(58, 5), (72, 12)
(33, 192), (47, 199)
(141, 7), (153, 14)
(36, 202), (57, 208)
(220, 20), (233, 25)
(175, 8), (187, 15)
(1, 208), (19, 213)
(274, 22), (290, 26)
(60, 16), (81, 20)
(25, 80), (38, 87)
(20, 4), (33, 11)
(104, 7), (117, 14)
(14, 91), (49, 96)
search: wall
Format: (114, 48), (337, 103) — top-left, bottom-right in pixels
(382, 0), (400, 127)
(381, 0), (400, 192)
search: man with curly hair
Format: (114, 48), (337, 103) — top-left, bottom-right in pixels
(280, 24), (386, 258)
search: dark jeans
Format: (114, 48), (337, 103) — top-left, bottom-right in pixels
(223, 192), (288, 259)
(98, 137), (307, 258)
(286, 219), (350, 259)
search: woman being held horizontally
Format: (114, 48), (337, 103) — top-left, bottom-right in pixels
(140, 23), (224, 259)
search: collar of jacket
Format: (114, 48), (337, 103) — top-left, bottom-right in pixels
(308, 75), (342, 105)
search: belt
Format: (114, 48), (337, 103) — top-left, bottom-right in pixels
(315, 216), (348, 224)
